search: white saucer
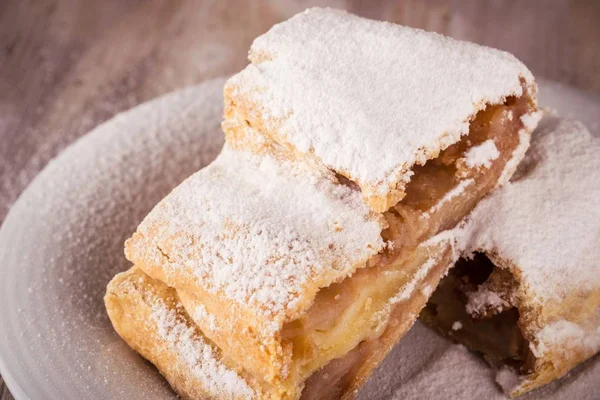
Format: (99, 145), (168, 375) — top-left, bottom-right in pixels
(0, 78), (598, 399)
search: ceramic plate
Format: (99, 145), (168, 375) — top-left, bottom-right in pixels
(0, 78), (598, 399)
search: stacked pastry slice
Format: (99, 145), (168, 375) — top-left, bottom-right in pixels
(105, 8), (540, 400)
(421, 115), (600, 397)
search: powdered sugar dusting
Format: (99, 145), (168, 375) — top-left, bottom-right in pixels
(463, 139), (500, 169)
(134, 145), (384, 327)
(427, 179), (474, 215)
(421, 225), (466, 264)
(521, 111), (543, 131)
(465, 288), (508, 316)
(227, 7), (535, 205)
(497, 129), (532, 186)
(496, 110), (541, 186)
(531, 320), (600, 359)
(420, 284), (433, 297)
(388, 226), (464, 306)
(150, 299), (254, 398)
(495, 367), (521, 393)
(465, 116), (600, 306)
(389, 256), (439, 304)
(188, 302), (219, 333)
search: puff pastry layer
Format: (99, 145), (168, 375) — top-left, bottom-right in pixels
(105, 267), (265, 399)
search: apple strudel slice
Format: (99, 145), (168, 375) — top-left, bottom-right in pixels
(421, 116), (600, 397)
(223, 7), (539, 213)
(108, 7), (540, 400)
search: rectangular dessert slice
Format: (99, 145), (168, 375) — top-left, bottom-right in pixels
(223, 7), (539, 212)
(421, 116), (600, 396)
(125, 144), (387, 398)
(115, 8), (541, 400)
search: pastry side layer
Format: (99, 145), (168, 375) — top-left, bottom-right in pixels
(104, 267), (265, 400)
(225, 7), (537, 212)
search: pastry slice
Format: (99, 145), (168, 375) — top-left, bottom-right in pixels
(113, 8), (541, 400)
(421, 116), (600, 396)
(224, 7), (539, 213)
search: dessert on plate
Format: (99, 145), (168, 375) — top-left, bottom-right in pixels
(421, 115), (600, 396)
(106, 7), (540, 400)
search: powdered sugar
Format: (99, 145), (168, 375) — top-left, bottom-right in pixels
(451, 321), (463, 331)
(495, 367), (521, 393)
(227, 7), (535, 210)
(134, 144), (384, 328)
(521, 111), (543, 132)
(420, 284), (433, 297)
(388, 226), (464, 305)
(465, 288), (509, 316)
(389, 256), (439, 304)
(497, 129), (531, 186)
(188, 302), (219, 333)
(150, 299), (254, 398)
(496, 110), (541, 186)
(464, 116), (600, 306)
(531, 320), (600, 358)
(463, 139), (500, 169)
(426, 179), (473, 215)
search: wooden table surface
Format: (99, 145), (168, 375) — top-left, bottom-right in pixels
(1, 0), (599, 398)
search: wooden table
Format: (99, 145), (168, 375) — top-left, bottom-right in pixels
(1, 0), (598, 398)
